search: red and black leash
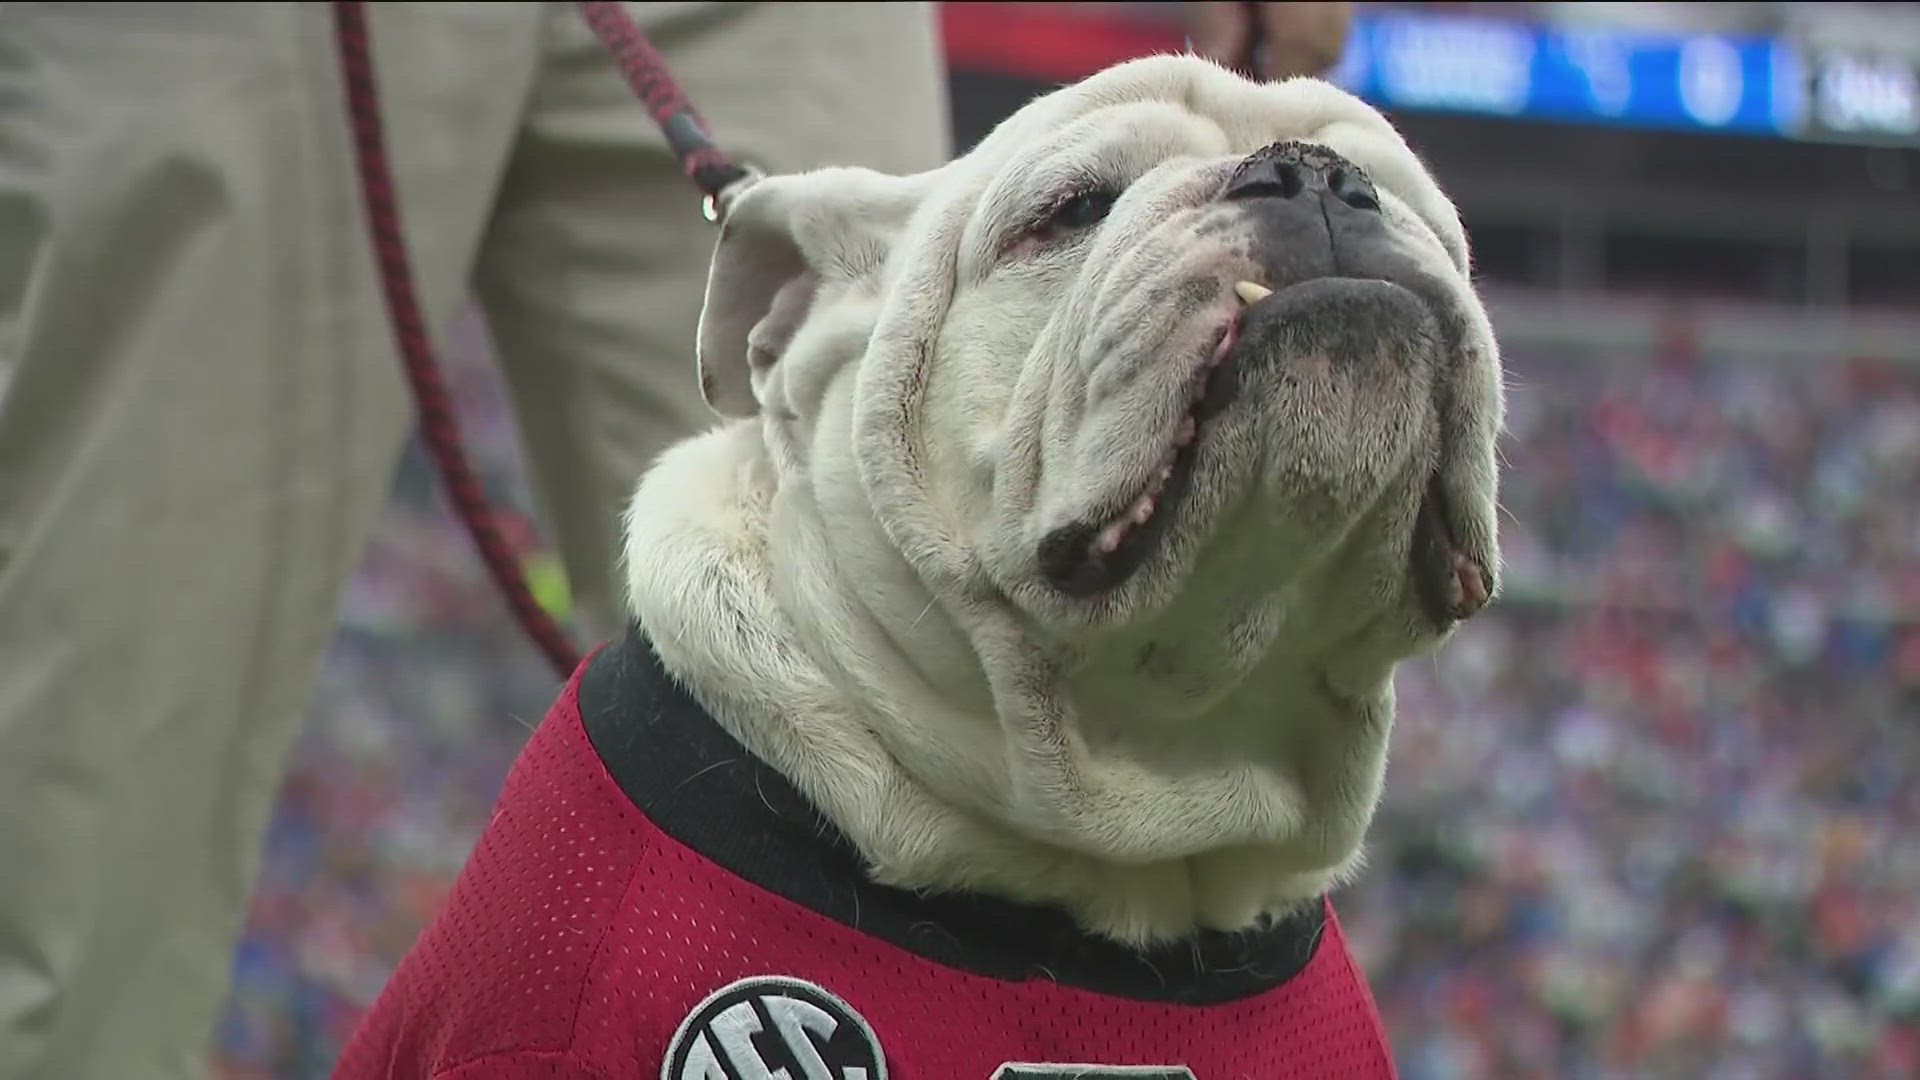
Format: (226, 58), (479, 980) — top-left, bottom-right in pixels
(329, 0), (754, 678)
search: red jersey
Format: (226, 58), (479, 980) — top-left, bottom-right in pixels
(334, 632), (1400, 1080)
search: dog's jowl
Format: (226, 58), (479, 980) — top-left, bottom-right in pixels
(334, 53), (1502, 1080)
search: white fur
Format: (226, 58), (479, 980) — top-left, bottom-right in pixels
(626, 55), (1503, 946)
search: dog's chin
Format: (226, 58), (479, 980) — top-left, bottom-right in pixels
(1034, 276), (1491, 634)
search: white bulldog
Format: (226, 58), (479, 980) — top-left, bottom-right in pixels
(623, 54), (1502, 948)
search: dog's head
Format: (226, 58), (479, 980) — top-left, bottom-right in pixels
(659, 55), (1502, 938)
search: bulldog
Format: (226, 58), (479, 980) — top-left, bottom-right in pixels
(336, 55), (1501, 1080)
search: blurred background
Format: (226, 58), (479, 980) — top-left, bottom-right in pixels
(207, 3), (1920, 1078)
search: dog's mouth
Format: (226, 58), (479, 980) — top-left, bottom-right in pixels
(1036, 285), (1254, 598)
(1038, 279), (1494, 625)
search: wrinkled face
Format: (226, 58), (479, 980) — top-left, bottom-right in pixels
(915, 69), (1502, 675)
(697, 57), (1503, 706)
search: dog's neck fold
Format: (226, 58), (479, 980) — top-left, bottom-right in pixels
(623, 419), (1389, 947)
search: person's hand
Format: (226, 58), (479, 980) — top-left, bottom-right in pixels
(1184, 2), (1355, 82)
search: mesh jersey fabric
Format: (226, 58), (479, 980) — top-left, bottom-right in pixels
(332, 649), (1400, 1080)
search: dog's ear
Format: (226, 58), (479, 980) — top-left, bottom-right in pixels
(697, 168), (924, 419)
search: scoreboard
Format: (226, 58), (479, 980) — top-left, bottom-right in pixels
(939, 3), (1920, 147)
(1803, 50), (1919, 145)
(1327, 9), (1919, 145)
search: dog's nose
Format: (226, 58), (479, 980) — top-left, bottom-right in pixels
(1221, 142), (1380, 213)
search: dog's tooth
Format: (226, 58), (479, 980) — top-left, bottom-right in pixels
(1174, 416), (1197, 446)
(1131, 497), (1155, 525)
(1093, 523), (1125, 556)
(1234, 280), (1273, 305)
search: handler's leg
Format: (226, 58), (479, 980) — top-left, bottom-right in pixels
(0, 6), (536, 1077)
(476, 1), (952, 642)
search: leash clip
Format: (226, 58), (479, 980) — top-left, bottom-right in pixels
(703, 165), (765, 226)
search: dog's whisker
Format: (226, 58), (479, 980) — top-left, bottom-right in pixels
(1135, 954), (1167, 987)
(909, 597), (937, 629)
(674, 758), (738, 791)
(906, 920), (962, 952)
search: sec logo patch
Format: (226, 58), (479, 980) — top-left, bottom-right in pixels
(662, 975), (886, 1080)
(998, 1060), (1190, 1068)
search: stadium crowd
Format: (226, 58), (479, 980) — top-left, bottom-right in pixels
(210, 309), (1920, 1079)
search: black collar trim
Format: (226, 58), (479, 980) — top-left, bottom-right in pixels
(577, 628), (1328, 1006)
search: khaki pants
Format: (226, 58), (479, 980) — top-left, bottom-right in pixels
(0, 4), (950, 1078)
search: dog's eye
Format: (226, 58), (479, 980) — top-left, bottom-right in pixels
(1045, 190), (1117, 232)
(1001, 188), (1120, 260)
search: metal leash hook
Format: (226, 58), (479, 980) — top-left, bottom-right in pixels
(702, 166), (766, 225)
(573, 0), (759, 223)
